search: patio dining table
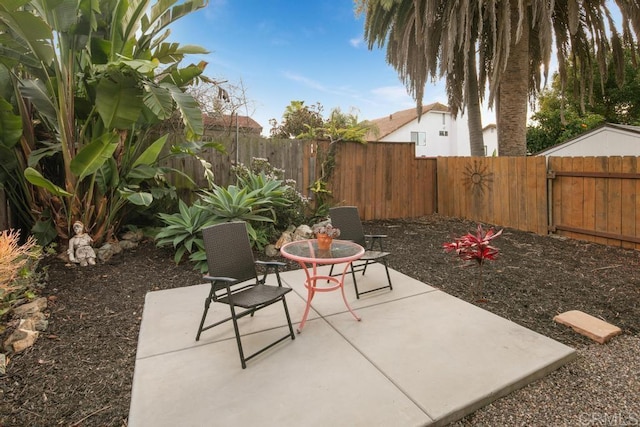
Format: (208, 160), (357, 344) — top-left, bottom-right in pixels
(280, 239), (365, 332)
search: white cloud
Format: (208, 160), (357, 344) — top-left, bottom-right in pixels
(283, 71), (328, 92)
(349, 37), (363, 48)
(371, 85), (413, 104)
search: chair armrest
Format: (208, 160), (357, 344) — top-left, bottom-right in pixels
(364, 234), (388, 251)
(203, 275), (237, 283)
(255, 260), (286, 287)
(255, 260), (286, 267)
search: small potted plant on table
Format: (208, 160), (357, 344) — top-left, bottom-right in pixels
(313, 223), (340, 250)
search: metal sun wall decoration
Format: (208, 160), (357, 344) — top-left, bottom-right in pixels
(462, 160), (494, 196)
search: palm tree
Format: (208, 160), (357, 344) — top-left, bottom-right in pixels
(361, 0), (486, 155)
(358, 0), (640, 156)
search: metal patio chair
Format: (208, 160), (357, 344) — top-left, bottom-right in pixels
(195, 222), (295, 369)
(328, 206), (393, 299)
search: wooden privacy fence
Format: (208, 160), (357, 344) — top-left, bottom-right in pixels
(163, 136), (315, 198)
(330, 142), (437, 220)
(548, 156), (640, 250)
(163, 138), (438, 221)
(437, 156), (640, 249)
(160, 137), (640, 250)
(436, 157), (548, 235)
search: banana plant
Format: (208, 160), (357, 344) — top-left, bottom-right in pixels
(0, 0), (219, 245)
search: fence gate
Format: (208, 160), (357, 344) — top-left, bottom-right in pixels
(548, 156), (640, 250)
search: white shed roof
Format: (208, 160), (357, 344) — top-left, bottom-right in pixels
(536, 123), (640, 157)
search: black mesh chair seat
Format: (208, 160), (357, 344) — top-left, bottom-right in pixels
(328, 206), (393, 299)
(196, 222), (295, 369)
(217, 284), (291, 308)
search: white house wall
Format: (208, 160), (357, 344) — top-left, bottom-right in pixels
(378, 110), (498, 157)
(538, 127), (640, 157)
(483, 126), (499, 156)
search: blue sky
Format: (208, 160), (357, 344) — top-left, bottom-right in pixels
(170, 0), (497, 135)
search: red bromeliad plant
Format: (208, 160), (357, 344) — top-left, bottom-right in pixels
(443, 224), (503, 302)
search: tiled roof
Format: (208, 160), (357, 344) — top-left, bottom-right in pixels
(367, 102), (450, 141)
(203, 114), (263, 132)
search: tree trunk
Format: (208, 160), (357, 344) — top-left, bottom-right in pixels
(467, 46), (485, 156)
(497, 3), (529, 156)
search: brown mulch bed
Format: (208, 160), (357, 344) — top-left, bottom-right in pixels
(1, 214), (639, 426)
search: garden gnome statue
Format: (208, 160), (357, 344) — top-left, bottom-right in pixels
(67, 221), (96, 266)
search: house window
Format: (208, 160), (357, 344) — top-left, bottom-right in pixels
(411, 132), (426, 146)
(442, 113), (446, 125)
(439, 130), (448, 136)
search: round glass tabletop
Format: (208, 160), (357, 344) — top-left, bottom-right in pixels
(280, 239), (364, 264)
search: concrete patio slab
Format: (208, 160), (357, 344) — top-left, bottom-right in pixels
(129, 265), (576, 426)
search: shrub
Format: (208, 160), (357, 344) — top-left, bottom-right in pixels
(443, 224), (503, 302)
(0, 230), (43, 316)
(233, 158), (311, 231)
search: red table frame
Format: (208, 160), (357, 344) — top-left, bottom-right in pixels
(280, 239), (365, 333)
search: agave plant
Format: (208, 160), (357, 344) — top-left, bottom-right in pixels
(155, 200), (213, 266)
(443, 224), (503, 302)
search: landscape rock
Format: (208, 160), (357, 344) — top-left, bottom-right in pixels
(119, 239), (139, 250)
(293, 224), (313, 240)
(97, 241), (123, 262)
(10, 330), (39, 353)
(121, 229), (144, 242)
(12, 297), (47, 317)
(275, 231), (292, 249)
(264, 244), (279, 257)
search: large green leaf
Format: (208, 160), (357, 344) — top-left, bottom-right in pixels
(132, 134), (168, 167)
(0, 10), (55, 65)
(24, 167), (73, 197)
(167, 84), (202, 139)
(160, 62), (205, 87)
(152, 42), (208, 64)
(28, 140), (61, 167)
(0, 96), (21, 148)
(45, 0), (80, 32)
(120, 188), (153, 206)
(95, 157), (119, 195)
(0, 43), (43, 70)
(18, 79), (58, 126)
(96, 71), (143, 129)
(143, 84), (174, 119)
(70, 133), (119, 179)
(126, 164), (157, 180)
